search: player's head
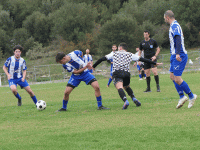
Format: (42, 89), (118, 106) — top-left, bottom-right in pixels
(86, 49), (90, 54)
(136, 47), (139, 52)
(13, 45), (23, 58)
(164, 10), (175, 24)
(112, 44), (117, 51)
(144, 30), (150, 40)
(118, 43), (128, 51)
(56, 52), (66, 64)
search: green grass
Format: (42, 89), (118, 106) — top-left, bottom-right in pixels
(0, 73), (200, 150)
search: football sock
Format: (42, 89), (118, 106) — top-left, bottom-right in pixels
(15, 93), (21, 100)
(180, 81), (194, 99)
(62, 100), (68, 109)
(146, 76), (151, 89)
(144, 73), (146, 77)
(31, 95), (38, 104)
(154, 75), (159, 85)
(107, 78), (112, 86)
(96, 96), (102, 107)
(173, 80), (184, 98)
(125, 87), (136, 101)
(141, 70), (144, 78)
(118, 88), (127, 102)
(139, 74), (142, 79)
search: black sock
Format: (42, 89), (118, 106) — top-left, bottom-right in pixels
(146, 76), (151, 89)
(154, 75), (159, 85)
(125, 87), (135, 99)
(141, 70), (145, 78)
(118, 88), (127, 102)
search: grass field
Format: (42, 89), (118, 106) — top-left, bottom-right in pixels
(0, 73), (200, 150)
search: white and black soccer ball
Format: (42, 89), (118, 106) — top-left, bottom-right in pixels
(36, 100), (46, 111)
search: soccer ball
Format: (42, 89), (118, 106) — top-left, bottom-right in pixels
(36, 100), (46, 111)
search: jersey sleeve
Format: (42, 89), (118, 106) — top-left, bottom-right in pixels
(74, 50), (83, 58)
(131, 53), (140, 61)
(22, 60), (27, 70)
(139, 42), (143, 50)
(105, 52), (113, 60)
(63, 64), (74, 73)
(4, 57), (11, 67)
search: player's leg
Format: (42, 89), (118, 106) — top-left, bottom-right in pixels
(124, 84), (141, 107)
(137, 65), (142, 80)
(84, 72), (109, 110)
(90, 80), (110, 110)
(107, 73), (113, 87)
(151, 66), (160, 92)
(18, 79), (38, 105)
(144, 64), (151, 92)
(173, 55), (197, 108)
(9, 80), (22, 106)
(114, 78), (129, 109)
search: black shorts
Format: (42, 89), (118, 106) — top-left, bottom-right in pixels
(144, 59), (157, 70)
(112, 70), (130, 87)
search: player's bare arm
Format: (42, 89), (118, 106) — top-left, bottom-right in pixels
(3, 65), (11, 80)
(151, 47), (160, 61)
(22, 70), (26, 82)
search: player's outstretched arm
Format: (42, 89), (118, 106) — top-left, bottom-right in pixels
(93, 56), (107, 68)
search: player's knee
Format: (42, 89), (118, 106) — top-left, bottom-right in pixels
(11, 88), (17, 94)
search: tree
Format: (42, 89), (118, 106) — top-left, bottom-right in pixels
(23, 11), (51, 46)
(50, 2), (98, 44)
(98, 13), (142, 55)
(0, 10), (14, 36)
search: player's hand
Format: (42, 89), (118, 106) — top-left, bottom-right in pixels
(176, 54), (182, 62)
(138, 61), (141, 66)
(7, 74), (11, 80)
(151, 56), (156, 61)
(86, 62), (93, 70)
(156, 63), (163, 66)
(21, 78), (25, 82)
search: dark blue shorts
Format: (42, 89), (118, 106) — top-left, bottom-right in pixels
(169, 54), (188, 76)
(8, 78), (29, 88)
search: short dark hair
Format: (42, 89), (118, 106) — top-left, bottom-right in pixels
(56, 52), (66, 63)
(118, 43), (128, 50)
(13, 45), (23, 52)
(144, 30), (150, 35)
(112, 44), (117, 47)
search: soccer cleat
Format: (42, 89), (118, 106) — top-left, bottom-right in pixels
(188, 94), (197, 108)
(139, 78), (143, 80)
(122, 101), (129, 110)
(157, 85), (160, 92)
(144, 88), (151, 93)
(176, 96), (188, 109)
(18, 99), (22, 106)
(97, 105), (110, 110)
(134, 100), (141, 107)
(56, 108), (67, 112)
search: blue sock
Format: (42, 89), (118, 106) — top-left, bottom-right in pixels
(96, 96), (102, 107)
(31, 95), (38, 104)
(180, 81), (194, 99)
(62, 100), (68, 109)
(125, 100), (129, 105)
(173, 81), (184, 99)
(139, 74), (142, 79)
(144, 74), (146, 77)
(15, 93), (21, 99)
(132, 97), (137, 102)
(107, 78), (112, 86)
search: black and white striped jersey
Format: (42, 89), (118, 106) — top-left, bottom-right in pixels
(106, 50), (140, 73)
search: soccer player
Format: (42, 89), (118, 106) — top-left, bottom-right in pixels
(107, 44), (117, 87)
(55, 50), (109, 111)
(93, 43), (162, 110)
(164, 10), (197, 109)
(83, 49), (93, 73)
(133, 47), (146, 80)
(138, 30), (161, 92)
(2, 45), (38, 106)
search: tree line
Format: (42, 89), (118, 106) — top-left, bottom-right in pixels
(0, 0), (199, 59)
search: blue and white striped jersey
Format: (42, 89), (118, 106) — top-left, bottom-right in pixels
(62, 51), (88, 73)
(4, 56), (27, 79)
(83, 54), (93, 64)
(169, 20), (187, 55)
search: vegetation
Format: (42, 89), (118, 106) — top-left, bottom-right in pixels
(0, 0), (199, 59)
